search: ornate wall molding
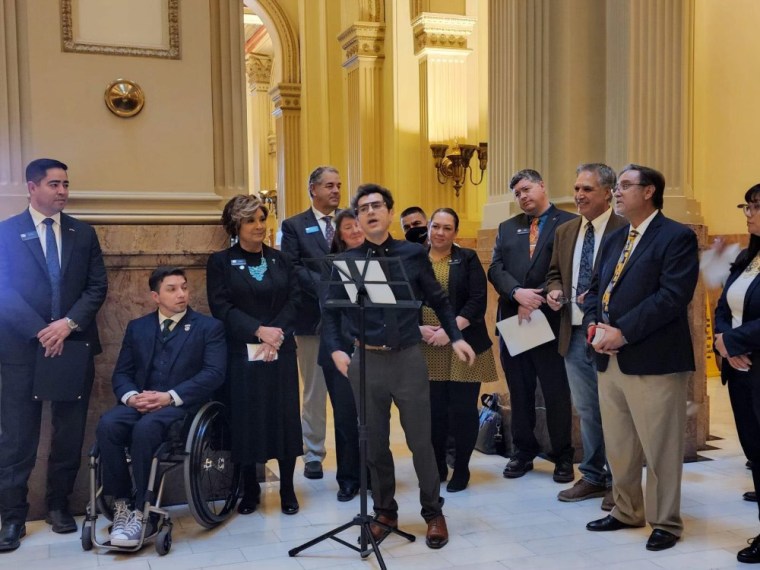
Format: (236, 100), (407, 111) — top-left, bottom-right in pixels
(247, 0), (299, 84)
(60, 0), (180, 59)
(360, 0), (385, 23)
(246, 53), (272, 93)
(338, 22), (385, 66)
(270, 83), (301, 111)
(411, 13), (475, 55)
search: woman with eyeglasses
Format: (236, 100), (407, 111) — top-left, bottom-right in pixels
(419, 208), (498, 492)
(714, 184), (760, 564)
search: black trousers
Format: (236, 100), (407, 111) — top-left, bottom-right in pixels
(499, 338), (573, 462)
(429, 381), (481, 475)
(0, 359), (94, 523)
(322, 359), (361, 489)
(728, 370), (760, 521)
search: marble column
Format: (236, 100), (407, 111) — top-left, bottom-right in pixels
(245, 53), (276, 195)
(270, 83), (301, 218)
(210, 0), (248, 199)
(338, 22), (386, 192)
(0, 0), (27, 219)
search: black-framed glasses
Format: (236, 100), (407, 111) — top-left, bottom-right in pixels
(738, 202), (760, 216)
(549, 286), (586, 306)
(356, 201), (387, 215)
(614, 182), (646, 192)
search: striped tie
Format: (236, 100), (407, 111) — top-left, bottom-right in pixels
(601, 229), (639, 320)
(528, 217), (539, 258)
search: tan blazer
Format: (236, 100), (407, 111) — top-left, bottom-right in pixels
(545, 210), (627, 356)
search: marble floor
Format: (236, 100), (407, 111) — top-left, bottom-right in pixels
(2, 376), (758, 570)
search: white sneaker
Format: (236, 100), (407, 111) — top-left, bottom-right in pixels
(109, 499), (130, 541)
(111, 510), (143, 547)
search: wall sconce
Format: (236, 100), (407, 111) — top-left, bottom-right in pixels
(259, 189), (278, 216)
(430, 142), (487, 197)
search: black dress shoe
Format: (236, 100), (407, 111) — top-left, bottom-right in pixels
(586, 514), (638, 532)
(738, 534), (760, 563)
(281, 501), (300, 515)
(45, 509), (77, 534)
(0, 523), (26, 552)
(337, 485), (359, 502)
(745, 491), (758, 502)
(237, 493), (261, 515)
(646, 529), (679, 551)
(503, 457), (533, 478)
(553, 459), (575, 483)
(303, 461), (323, 480)
(446, 468), (470, 493)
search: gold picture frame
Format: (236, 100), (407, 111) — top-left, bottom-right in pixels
(61, 0), (180, 60)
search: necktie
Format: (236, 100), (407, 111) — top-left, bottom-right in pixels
(43, 218), (61, 320)
(324, 215), (335, 246)
(601, 229), (639, 319)
(161, 318), (174, 340)
(576, 221), (595, 295)
(528, 217), (539, 258)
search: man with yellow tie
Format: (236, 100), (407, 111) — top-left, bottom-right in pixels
(583, 164), (699, 552)
(488, 169), (576, 482)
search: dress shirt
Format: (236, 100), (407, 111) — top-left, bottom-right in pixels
(120, 309), (187, 407)
(321, 237), (463, 354)
(627, 208), (659, 256)
(28, 206), (62, 265)
(311, 206), (337, 240)
(571, 207), (613, 325)
(726, 263), (760, 328)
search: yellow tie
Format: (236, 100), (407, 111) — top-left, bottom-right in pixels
(601, 229), (639, 318)
(528, 217), (539, 258)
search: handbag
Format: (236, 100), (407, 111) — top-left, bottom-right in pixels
(475, 393), (511, 457)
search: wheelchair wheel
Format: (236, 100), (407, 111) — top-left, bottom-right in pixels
(184, 401), (241, 528)
(155, 526), (172, 556)
(81, 524), (93, 551)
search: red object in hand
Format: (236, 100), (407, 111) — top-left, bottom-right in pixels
(587, 324), (597, 344)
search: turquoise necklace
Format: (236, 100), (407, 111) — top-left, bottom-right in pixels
(247, 254), (268, 281)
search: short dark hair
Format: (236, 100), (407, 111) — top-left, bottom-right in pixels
(430, 207), (460, 231)
(330, 209), (360, 254)
(733, 184), (760, 274)
(351, 183), (394, 212)
(220, 194), (269, 237)
(400, 206), (426, 220)
(307, 166), (339, 197)
(149, 266), (186, 293)
(620, 164), (665, 209)
(26, 158), (68, 184)
(509, 169), (543, 190)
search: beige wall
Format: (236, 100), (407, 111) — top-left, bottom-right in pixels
(694, 0), (760, 235)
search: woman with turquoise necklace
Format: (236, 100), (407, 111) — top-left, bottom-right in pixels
(207, 194), (302, 516)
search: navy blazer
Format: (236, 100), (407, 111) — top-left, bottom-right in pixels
(584, 212), (699, 375)
(111, 307), (227, 408)
(281, 208), (336, 335)
(0, 209), (107, 363)
(714, 252), (760, 383)
(435, 245), (492, 355)
(488, 205), (577, 332)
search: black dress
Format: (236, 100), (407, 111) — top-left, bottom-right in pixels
(206, 243), (302, 464)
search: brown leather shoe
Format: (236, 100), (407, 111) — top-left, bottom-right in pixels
(601, 489), (614, 511)
(425, 514), (448, 549)
(369, 514), (397, 543)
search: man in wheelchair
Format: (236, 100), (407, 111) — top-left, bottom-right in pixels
(95, 266), (226, 547)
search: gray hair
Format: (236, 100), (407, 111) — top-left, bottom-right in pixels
(307, 166), (339, 196)
(576, 163), (617, 189)
(221, 194), (269, 237)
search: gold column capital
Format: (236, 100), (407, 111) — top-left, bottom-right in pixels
(411, 13), (475, 56)
(338, 21), (386, 68)
(245, 53), (273, 93)
(270, 83), (301, 113)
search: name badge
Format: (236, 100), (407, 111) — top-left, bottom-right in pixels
(20, 231), (39, 241)
(448, 258), (462, 265)
(231, 259), (246, 269)
(305, 225), (320, 234)
(516, 228), (529, 235)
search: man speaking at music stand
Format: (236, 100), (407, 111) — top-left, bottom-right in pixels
(322, 183), (475, 550)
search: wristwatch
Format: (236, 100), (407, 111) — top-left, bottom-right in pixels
(65, 318), (78, 331)
(168, 394), (176, 407)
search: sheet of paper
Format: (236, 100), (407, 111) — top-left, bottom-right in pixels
(247, 343), (278, 362)
(496, 310), (556, 356)
(333, 260), (397, 304)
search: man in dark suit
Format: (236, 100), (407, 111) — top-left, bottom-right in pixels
(584, 164), (699, 552)
(545, 164), (626, 509)
(281, 166), (357, 494)
(96, 267), (226, 546)
(488, 168), (576, 482)
(0, 158), (107, 551)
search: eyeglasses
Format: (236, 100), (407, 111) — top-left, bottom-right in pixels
(614, 182), (646, 192)
(738, 202), (760, 216)
(356, 201), (387, 215)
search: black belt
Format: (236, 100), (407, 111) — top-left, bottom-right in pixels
(354, 340), (416, 352)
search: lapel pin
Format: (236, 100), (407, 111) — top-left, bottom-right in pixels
(184, 324), (191, 331)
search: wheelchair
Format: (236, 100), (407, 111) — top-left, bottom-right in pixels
(80, 401), (241, 555)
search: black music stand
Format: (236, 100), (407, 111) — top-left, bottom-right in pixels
(288, 254), (420, 569)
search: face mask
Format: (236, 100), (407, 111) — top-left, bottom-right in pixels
(405, 226), (428, 244)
